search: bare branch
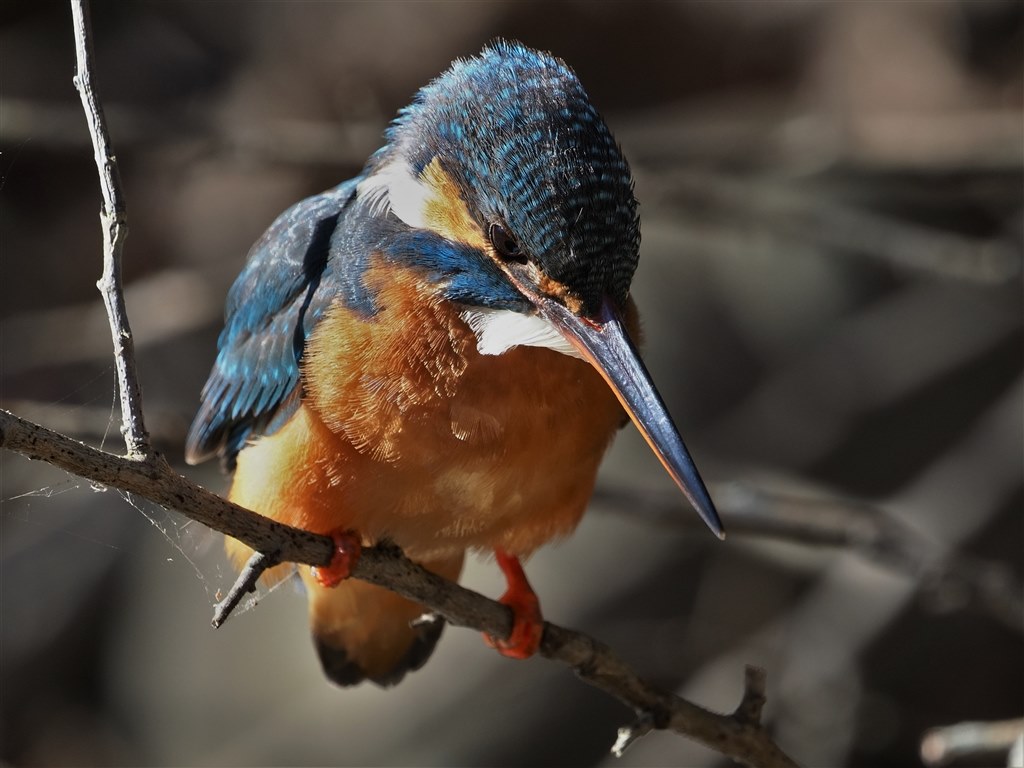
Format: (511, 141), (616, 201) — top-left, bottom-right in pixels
(70, 0), (148, 459)
(0, 408), (798, 767)
(0, 410), (333, 566)
(612, 713), (655, 757)
(734, 666), (769, 726)
(212, 550), (281, 628)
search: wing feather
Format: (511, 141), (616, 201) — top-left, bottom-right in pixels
(185, 179), (359, 468)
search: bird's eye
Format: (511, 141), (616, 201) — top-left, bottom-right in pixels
(488, 223), (524, 262)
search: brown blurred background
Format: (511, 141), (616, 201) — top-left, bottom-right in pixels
(1, 1), (1021, 766)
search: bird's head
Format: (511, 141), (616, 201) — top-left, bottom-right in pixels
(357, 40), (722, 537)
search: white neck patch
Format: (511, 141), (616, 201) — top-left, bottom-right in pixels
(356, 161), (430, 229)
(460, 308), (583, 359)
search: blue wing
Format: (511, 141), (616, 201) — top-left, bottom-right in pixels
(185, 178), (360, 469)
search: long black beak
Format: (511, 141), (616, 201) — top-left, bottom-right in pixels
(536, 296), (724, 539)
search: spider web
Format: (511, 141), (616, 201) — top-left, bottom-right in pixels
(113, 487), (300, 610)
(1, 370), (299, 619)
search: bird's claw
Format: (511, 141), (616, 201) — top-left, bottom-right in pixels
(311, 529), (362, 588)
(483, 550), (543, 658)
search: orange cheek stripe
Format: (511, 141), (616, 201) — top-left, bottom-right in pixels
(416, 157), (587, 317)
(420, 158), (488, 251)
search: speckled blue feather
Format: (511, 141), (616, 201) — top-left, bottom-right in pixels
(185, 180), (354, 465)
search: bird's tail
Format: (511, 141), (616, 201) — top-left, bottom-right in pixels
(225, 536), (463, 687)
(300, 553), (464, 687)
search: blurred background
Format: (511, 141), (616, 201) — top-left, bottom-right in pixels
(1, 1), (1021, 766)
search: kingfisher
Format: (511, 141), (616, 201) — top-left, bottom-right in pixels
(186, 40), (723, 688)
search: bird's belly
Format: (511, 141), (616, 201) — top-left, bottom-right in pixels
(377, 399), (615, 557)
(335, 342), (621, 559)
(229, 344), (623, 561)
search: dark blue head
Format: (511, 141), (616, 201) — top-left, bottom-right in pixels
(360, 40), (640, 318)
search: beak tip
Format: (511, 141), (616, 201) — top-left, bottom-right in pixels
(673, 483), (726, 539)
(684, 483), (724, 536)
(702, 507), (726, 540)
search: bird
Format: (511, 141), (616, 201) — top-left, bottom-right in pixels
(186, 40), (723, 688)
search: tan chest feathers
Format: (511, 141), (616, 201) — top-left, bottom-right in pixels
(304, 275), (620, 462)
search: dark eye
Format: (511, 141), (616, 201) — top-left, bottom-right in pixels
(488, 222), (524, 262)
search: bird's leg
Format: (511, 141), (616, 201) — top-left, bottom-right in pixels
(484, 549), (544, 659)
(311, 529), (362, 588)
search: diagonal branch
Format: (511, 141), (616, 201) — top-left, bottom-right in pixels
(0, 411), (333, 565)
(0, 408), (798, 767)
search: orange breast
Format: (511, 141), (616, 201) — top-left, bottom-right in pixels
(228, 261), (625, 561)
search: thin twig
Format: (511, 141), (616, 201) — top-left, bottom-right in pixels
(70, 0), (149, 459)
(734, 666), (768, 725)
(212, 550), (282, 628)
(612, 713), (655, 757)
(0, 408), (798, 767)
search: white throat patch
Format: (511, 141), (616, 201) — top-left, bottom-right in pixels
(460, 308), (583, 359)
(356, 161), (430, 228)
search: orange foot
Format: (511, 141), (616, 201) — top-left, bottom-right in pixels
(311, 529), (362, 588)
(484, 549), (543, 659)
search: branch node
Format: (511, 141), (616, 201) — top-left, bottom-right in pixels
(612, 712), (655, 757)
(212, 549), (281, 628)
(734, 664), (769, 726)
